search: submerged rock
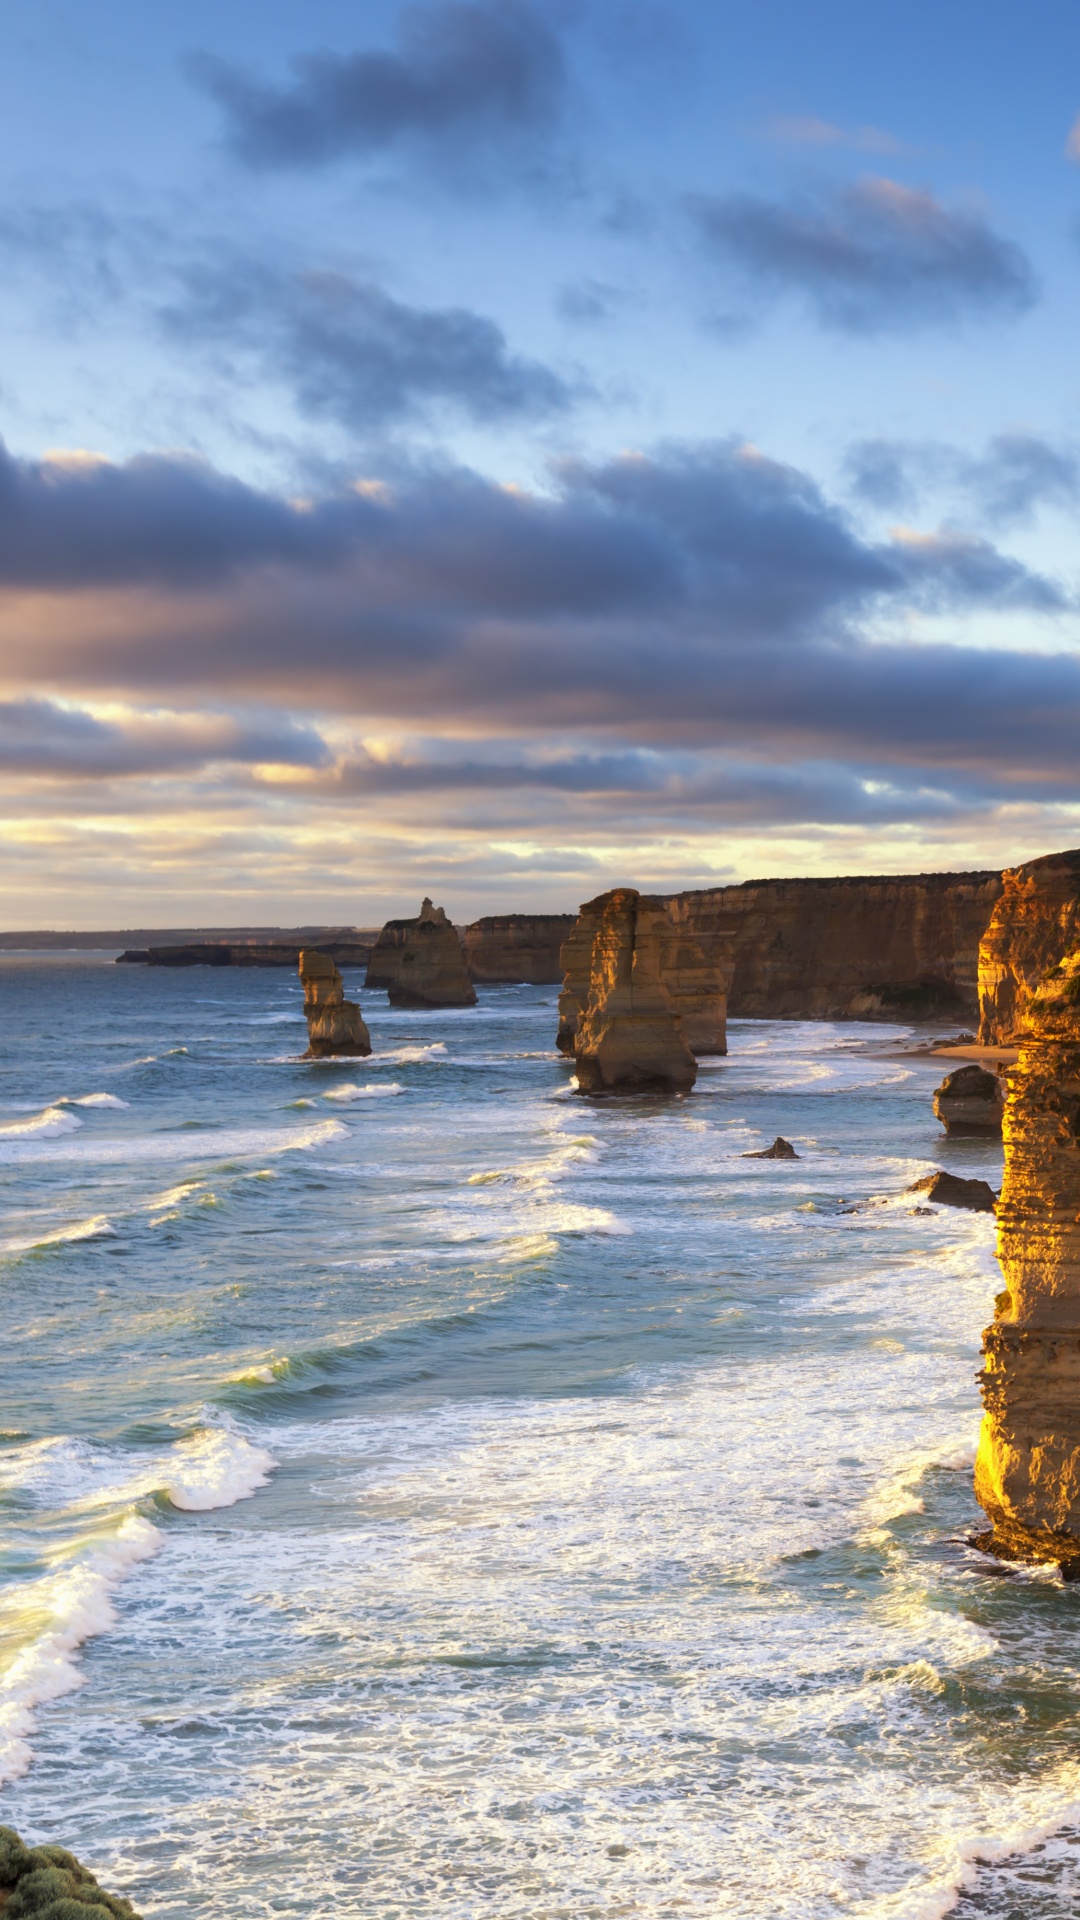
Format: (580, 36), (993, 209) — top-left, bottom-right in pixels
(974, 949), (1080, 1571)
(299, 950), (371, 1057)
(0, 1826), (141, 1917)
(743, 1136), (799, 1159)
(389, 899), (477, 1009)
(906, 1170), (997, 1212)
(933, 1064), (1004, 1137)
(574, 889), (697, 1096)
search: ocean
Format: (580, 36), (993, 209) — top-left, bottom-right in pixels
(2, 953), (1079, 1918)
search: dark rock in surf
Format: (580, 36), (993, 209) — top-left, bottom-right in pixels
(743, 1137), (799, 1160)
(906, 1171), (997, 1213)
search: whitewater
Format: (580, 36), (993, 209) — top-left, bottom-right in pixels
(2, 951), (1080, 1916)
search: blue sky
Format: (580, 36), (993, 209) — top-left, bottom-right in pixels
(2, 0), (1080, 924)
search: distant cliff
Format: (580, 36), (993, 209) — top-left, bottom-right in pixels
(666, 872), (1003, 1021)
(462, 914), (575, 985)
(979, 848), (1080, 1043)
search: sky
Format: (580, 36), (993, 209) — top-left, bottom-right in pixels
(3, 0), (1080, 926)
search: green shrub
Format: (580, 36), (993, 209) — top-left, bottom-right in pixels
(0, 1829), (140, 1919)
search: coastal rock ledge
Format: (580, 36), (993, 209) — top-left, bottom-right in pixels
(974, 949), (1080, 1573)
(300, 950), (371, 1057)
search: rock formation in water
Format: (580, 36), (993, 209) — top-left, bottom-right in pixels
(975, 950), (1080, 1571)
(933, 1064), (1004, 1137)
(462, 914), (576, 985)
(386, 899), (477, 1008)
(299, 950), (371, 1056)
(573, 889), (697, 1095)
(978, 848), (1080, 1044)
(0, 1826), (141, 1917)
(666, 871), (1002, 1021)
(558, 894), (725, 1058)
(744, 1137), (799, 1159)
(907, 1170), (997, 1212)
(364, 917), (414, 993)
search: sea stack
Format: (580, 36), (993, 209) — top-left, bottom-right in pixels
(299, 950), (371, 1057)
(557, 892), (725, 1058)
(388, 899), (477, 1009)
(573, 889), (697, 1095)
(974, 949), (1080, 1571)
(933, 1064), (1004, 1137)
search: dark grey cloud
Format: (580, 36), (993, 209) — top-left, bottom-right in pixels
(0, 435), (1073, 785)
(196, 0), (564, 170)
(847, 432), (1079, 525)
(692, 176), (1036, 333)
(163, 259), (574, 430)
(0, 698), (330, 777)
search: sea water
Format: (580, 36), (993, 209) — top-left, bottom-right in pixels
(2, 954), (1079, 1919)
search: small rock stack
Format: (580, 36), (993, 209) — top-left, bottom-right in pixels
(933, 1063), (1004, 1136)
(569, 889), (698, 1095)
(299, 950), (371, 1057)
(975, 949), (1080, 1572)
(387, 898), (477, 1008)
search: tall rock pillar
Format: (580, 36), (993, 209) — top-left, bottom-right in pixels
(975, 949), (1080, 1572)
(299, 950), (371, 1057)
(573, 889), (697, 1095)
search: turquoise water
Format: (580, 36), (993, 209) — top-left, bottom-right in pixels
(2, 955), (1080, 1918)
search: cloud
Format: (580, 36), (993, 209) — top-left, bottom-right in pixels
(0, 699), (331, 777)
(0, 434), (1072, 788)
(846, 431), (1080, 525)
(162, 258), (575, 431)
(692, 176), (1036, 332)
(196, 0), (564, 170)
(764, 115), (907, 156)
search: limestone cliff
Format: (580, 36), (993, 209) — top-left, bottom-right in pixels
(299, 950), (371, 1057)
(558, 894), (725, 1057)
(364, 918), (413, 993)
(974, 950), (1080, 1571)
(462, 914), (576, 984)
(978, 848), (1080, 1044)
(387, 898), (477, 1008)
(573, 890), (697, 1095)
(666, 871), (1002, 1021)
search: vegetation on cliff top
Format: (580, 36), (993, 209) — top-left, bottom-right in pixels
(0, 1828), (140, 1919)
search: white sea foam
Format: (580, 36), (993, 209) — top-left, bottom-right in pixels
(0, 1104), (82, 1139)
(68, 1092), (130, 1109)
(322, 1081), (405, 1102)
(0, 1514), (161, 1784)
(1, 1214), (117, 1255)
(0, 1114), (348, 1166)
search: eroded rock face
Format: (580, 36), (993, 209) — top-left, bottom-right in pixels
(978, 848), (1080, 1044)
(933, 1064), (1004, 1137)
(299, 950), (371, 1057)
(388, 898), (477, 1009)
(557, 893), (725, 1058)
(462, 914), (576, 985)
(573, 889), (697, 1095)
(974, 950), (1080, 1570)
(666, 871), (1002, 1020)
(907, 1170), (997, 1212)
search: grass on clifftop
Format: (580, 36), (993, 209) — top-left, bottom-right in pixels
(0, 1828), (141, 1919)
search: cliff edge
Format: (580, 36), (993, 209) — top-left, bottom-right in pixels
(974, 949), (1080, 1572)
(978, 848), (1080, 1044)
